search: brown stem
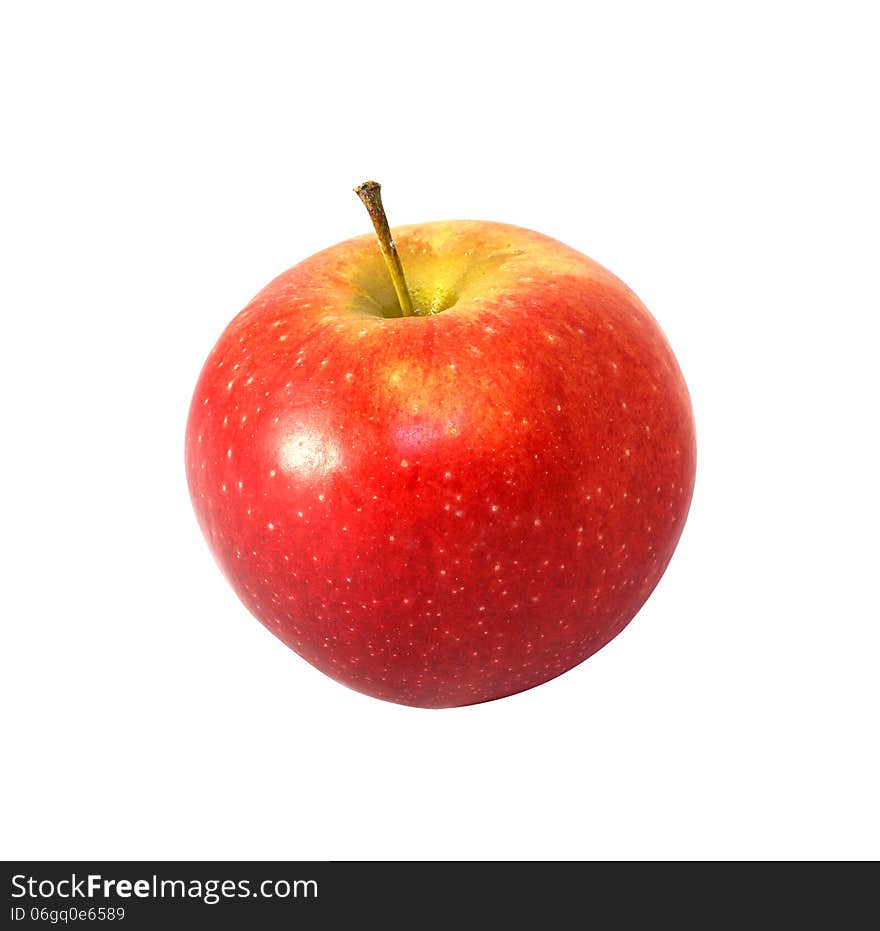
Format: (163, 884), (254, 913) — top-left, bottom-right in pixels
(354, 181), (415, 317)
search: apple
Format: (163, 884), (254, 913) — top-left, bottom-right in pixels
(185, 182), (696, 708)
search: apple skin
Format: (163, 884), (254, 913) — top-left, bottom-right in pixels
(185, 220), (695, 708)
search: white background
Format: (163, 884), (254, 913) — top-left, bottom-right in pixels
(2, 1), (878, 861)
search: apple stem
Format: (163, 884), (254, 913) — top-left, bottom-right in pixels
(355, 181), (416, 318)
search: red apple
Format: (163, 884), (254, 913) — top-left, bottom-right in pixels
(185, 183), (696, 708)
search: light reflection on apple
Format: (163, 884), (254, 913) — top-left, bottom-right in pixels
(392, 418), (450, 453)
(278, 427), (341, 478)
